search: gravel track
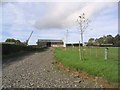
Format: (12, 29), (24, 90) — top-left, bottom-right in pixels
(2, 48), (102, 88)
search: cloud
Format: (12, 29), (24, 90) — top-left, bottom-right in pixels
(34, 2), (116, 30)
(1, 1), (118, 45)
(2, 3), (26, 26)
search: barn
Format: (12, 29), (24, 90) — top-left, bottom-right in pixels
(36, 39), (64, 47)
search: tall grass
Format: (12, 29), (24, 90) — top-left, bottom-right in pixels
(54, 47), (119, 83)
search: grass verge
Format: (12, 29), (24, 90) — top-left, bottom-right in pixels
(54, 47), (119, 83)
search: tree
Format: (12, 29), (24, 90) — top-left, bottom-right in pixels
(77, 13), (90, 60)
(5, 38), (25, 46)
(113, 34), (120, 47)
(16, 40), (21, 45)
(106, 35), (114, 44)
(96, 37), (104, 45)
(88, 34), (120, 47)
(5, 38), (16, 42)
(102, 35), (107, 44)
(88, 38), (95, 46)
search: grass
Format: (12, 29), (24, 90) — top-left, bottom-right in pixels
(54, 47), (119, 83)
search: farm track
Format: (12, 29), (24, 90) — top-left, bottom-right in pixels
(2, 47), (103, 88)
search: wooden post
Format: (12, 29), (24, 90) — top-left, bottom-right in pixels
(90, 47), (91, 58)
(96, 47), (98, 58)
(105, 47), (108, 60)
(86, 47), (87, 58)
(79, 41), (80, 60)
(79, 41), (82, 60)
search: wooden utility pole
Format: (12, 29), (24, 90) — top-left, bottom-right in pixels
(65, 29), (68, 51)
(96, 47), (98, 58)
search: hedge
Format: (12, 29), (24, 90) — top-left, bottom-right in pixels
(1, 44), (41, 55)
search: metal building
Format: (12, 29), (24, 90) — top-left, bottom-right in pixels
(36, 39), (64, 47)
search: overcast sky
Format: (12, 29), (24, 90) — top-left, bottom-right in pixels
(0, 0), (118, 45)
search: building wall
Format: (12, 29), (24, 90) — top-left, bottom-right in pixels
(37, 40), (64, 47)
(37, 42), (47, 47)
(51, 44), (63, 47)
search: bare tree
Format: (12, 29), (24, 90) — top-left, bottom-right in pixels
(77, 13), (90, 60)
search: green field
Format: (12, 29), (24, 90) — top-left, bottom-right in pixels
(54, 47), (119, 83)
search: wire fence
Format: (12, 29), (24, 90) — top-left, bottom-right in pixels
(81, 47), (118, 61)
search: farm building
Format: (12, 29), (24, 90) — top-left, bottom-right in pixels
(36, 39), (64, 47)
(65, 43), (84, 47)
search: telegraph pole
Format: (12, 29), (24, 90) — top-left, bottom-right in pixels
(65, 29), (68, 50)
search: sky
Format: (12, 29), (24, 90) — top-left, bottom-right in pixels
(0, 0), (119, 45)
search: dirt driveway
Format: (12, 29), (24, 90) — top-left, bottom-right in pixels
(2, 47), (102, 88)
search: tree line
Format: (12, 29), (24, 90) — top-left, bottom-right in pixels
(5, 38), (27, 46)
(87, 34), (120, 47)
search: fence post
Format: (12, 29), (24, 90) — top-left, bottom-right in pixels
(90, 47), (91, 58)
(96, 47), (98, 58)
(105, 47), (108, 60)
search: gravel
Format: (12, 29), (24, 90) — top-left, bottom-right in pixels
(2, 48), (103, 88)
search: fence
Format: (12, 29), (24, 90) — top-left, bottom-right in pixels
(81, 47), (118, 61)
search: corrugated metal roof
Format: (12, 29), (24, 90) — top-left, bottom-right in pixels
(38, 39), (63, 42)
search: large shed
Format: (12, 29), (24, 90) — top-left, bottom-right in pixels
(37, 39), (64, 47)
